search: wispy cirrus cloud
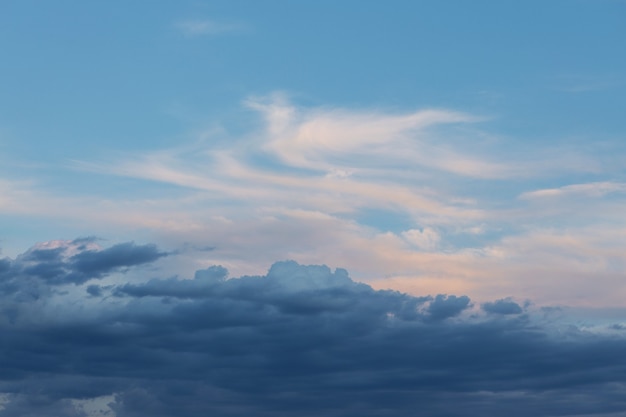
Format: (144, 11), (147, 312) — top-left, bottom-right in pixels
(246, 95), (513, 178)
(520, 181), (626, 199)
(5, 94), (625, 307)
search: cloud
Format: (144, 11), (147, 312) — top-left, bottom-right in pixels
(246, 95), (511, 178)
(0, 395), (89, 417)
(519, 182), (626, 200)
(2, 240), (626, 416)
(0, 239), (167, 304)
(5, 95), (626, 308)
(427, 294), (472, 320)
(70, 241), (168, 282)
(113, 265), (228, 299)
(85, 284), (103, 297)
(175, 19), (246, 37)
(482, 298), (523, 315)
(402, 227), (441, 250)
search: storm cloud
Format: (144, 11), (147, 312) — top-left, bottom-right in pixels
(0, 239), (167, 297)
(1, 240), (626, 416)
(482, 298), (524, 315)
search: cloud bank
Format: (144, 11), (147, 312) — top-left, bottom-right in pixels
(1, 240), (626, 416)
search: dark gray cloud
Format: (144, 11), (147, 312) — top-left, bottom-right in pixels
(1, 241), (626, 416)
(426, 294), (471, 320)
(113, 265), (228, 299)
(0, 395), (89, 417)
(86, 284), (104, 297)
(482, 298), (524, 315)
(0, 240), (168, 298)
(69, 242), (167, 283)
(0, 258), (11, 274)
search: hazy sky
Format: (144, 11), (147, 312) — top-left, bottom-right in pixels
(1, 1), (626, 416)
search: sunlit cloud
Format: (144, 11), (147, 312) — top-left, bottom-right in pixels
(519, 181), (626, 199)
(246, 95), (513, 178)
(3, 95), (624, 307)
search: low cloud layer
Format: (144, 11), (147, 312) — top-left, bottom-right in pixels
(1, 240), (626, 416)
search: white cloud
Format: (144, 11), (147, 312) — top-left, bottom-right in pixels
(402, 227), (441, 251)
(520, 182), (626, 200)
(247, 96), (514, 178)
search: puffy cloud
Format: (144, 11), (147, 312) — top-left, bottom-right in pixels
(0, 240), (168, 325)
(69, 241), (168, 283)
(482, 298), (524, 315)
(402, 227), (441, 251)
(427, 294), (471, 320)
(113, 265), (228, 299)
(1, 240), (626, 416)
(0, 239), (167, 291)
(85, 285), (104, 297)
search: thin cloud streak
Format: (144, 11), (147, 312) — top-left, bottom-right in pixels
(520, 181), (626, 199)
(248, 96), (515, 178)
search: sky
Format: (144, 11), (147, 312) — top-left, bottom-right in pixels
(1, 1), (626, 415)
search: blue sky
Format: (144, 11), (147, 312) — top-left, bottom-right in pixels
(1, 1), (626, 415)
